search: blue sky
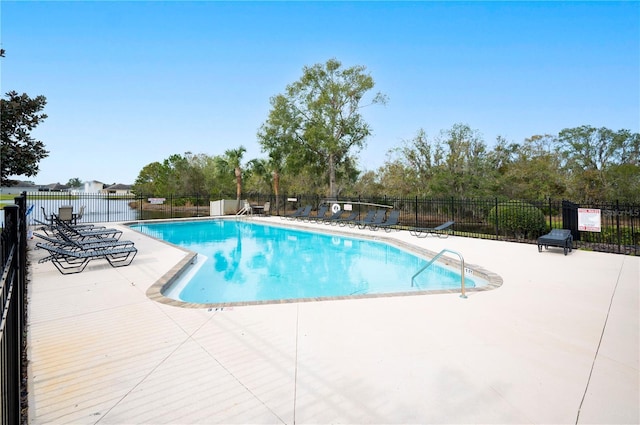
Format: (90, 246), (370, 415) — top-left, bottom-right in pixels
(2, 1), (639, 185)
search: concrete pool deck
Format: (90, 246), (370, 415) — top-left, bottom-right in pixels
(27, 217), (639, 424)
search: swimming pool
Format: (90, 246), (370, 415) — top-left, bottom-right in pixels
(131, 219), (488, 305)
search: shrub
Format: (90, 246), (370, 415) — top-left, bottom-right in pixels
(488, 200), (547, 239)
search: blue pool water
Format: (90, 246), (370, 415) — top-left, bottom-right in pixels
(131, 220), (482, 304)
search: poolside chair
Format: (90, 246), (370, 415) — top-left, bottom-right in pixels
(409, 220), (455, 238)
(369, 210), (401, 232)
(34, 218), (103, 236)
(356, 209), (387, 229)
(262, 201), (270, 216)
(286, 205), (312, 220)
(40, 206), (55, 224)
(53, 218), (123, 241)
(72, 205), (85, 224)
(34, 231), (126, 250)
(57, 205), (74, 223)
(333, 211), (359, 227)
(537, 228), (573, 255)
(343, 210), (374, 228)
(36, 242), (138, 274)
(322, 209), (345, 224)
(35, 233), (135, 265)
(307, 205), (329, 222)
(296, 205), (315, 220)
(283, 206), (303, 219)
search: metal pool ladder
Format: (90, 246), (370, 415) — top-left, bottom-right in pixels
(411, 249), (467, 299)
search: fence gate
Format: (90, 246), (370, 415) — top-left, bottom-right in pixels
(562, 200), (580, 241)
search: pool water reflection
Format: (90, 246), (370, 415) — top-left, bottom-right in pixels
(131, 219), (483, 304)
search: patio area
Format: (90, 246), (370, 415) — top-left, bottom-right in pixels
(27, 217), (639, 424)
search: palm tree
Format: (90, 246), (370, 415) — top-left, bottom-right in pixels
(247, 152), (286, 213)
(224, 146), (246, 210)
(269, 152), (284, 211)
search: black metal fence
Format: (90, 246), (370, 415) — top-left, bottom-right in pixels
(1, 191), (638, 421)
(1, 192), (28, 424)
(26, 192), (639, 255)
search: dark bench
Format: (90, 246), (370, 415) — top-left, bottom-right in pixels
(537, 229), (573, 255)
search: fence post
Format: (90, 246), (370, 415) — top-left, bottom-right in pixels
(3, 204), (21, 423)
(106, 192), (110, 222)
(615, 200), (621, 254)
(494, 198), (499, 239)
(14, 193), (27, 334)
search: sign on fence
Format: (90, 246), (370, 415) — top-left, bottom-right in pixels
(578, 208), (601, 232)
(148, 198), (166, 205)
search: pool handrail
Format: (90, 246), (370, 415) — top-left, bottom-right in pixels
(411, 249), (467, 299)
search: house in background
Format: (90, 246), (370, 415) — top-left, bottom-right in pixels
(0, 181), (38, 195)
(39, 183), (70, 192)
(101, 184), (133, 195)
(84, 180), (105, 193)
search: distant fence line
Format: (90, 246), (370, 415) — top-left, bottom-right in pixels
(25, 192), (640, 255)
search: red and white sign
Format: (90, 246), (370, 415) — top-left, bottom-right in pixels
(578, 208), (601, 232)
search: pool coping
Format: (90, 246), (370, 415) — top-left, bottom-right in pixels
(126, 216), (503, 309)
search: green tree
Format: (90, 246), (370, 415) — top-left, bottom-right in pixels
(497, 134), (566, 200)
(133, 154), (188, 196)
(606, 163), (640, 202)
(348, 170), (384, 196)
(254, 127), (289, 203)
(605, 130), (640, 201)
(223, 146), (246, 209)
(1, 91), (49, 185)
(387, 129), (442, 196)
(488, 200), (547, 239)
(133, 162), (168, 196)
(245, 158), (274, 195)
(268, 152), (284, 204)
(67, 177), (83, 188)
(437, 123), (491, 197)
(556, 126), (638, 200)
(181, 152), (209, 196)
(376, 159), (415, 196)
(257, 58), (387, 197)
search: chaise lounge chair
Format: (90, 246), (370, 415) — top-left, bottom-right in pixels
(34, 232), (128, 250)
(285, 205), (312, 220)
(357, 209), (387, 229)
(321, 209), (345, 224)
(54, 219), (123, 241)
(35, 218), (103, 233)
(409, 220), (455, 238)
(343, 210), (375, 228)
(369, 210), (401, 232)
(537, 228), (573, 255)
(306, 205), (329, 222)
(283, 206), (303, 219)
(295, 205), (314, 220)
(36, 242), (138, 274)
(333, 211), (359, 227)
